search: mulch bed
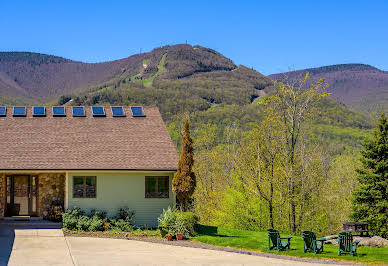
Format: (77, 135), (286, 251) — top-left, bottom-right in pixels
(63, 230), (366, 265)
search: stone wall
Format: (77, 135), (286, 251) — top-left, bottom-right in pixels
(0, 175), (4, 218)
(38, 173), (65, 218)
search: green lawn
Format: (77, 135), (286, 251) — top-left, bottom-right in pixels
(192, 227), (388, 264)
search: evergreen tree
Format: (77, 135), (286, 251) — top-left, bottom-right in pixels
(173, 120), (196, 211)
(352, 113), (388, 238)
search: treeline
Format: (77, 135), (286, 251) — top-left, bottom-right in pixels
(191, 75), (368, 236)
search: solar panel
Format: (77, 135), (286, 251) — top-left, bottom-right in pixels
(13, 106), (26, 117)
(72, 106), (85, 117)
(53, 106), (66, 116)
(130, 106), (145, 117)
(0, 107), (6, 117)
(111, 106), (125, 117)
(92, 106), (105, 117)
(33, 106), (46, 116)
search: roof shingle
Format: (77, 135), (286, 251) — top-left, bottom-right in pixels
(0, 106), (178, 170)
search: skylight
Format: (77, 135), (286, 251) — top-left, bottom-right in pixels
(13, 106), (26, 117)
(72, 106), (86, 117)
(92, 106), (105, 117)
(130, 106), (145, 117)
(33, 106), (46, 117)
(53, 106), (66, 117)
(111, 106), (125, 117)
(0, 107), (6, 117)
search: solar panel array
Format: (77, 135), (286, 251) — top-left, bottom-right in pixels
(0, 106), (145, 118)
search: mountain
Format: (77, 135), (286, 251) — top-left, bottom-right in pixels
(0, 45), (374, 149)
(0, 52), (143, 104)
(0, 45), (272, 106)
(269, 64), (388, 113)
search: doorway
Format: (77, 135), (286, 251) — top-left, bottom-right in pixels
(6, 175), (38, 216)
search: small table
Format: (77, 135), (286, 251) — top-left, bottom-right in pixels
(343, 222), (370, 236)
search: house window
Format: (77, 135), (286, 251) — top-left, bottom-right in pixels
(145, 176), (169, 198)
(73, 176), (96, 198)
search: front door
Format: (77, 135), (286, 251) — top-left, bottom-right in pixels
(6, 175), (38, 216)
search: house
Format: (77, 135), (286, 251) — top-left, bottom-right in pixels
(0, 106), (178, 227)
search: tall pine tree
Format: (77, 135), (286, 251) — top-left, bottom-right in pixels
(352, 113), (388, 238)
(173, 120), (196, 211)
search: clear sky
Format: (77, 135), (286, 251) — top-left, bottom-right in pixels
(1, 0), (387, 74)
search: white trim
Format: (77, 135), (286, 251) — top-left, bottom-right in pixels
(64, 171), (69, 209)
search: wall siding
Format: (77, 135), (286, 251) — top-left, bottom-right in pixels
(67, 172), (175, 227)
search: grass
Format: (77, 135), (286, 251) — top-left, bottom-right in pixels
(192, 227), (388, 264)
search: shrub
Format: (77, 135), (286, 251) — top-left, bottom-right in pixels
(62, 207), (84, 230)
(158, 208), (199, 236)
(158, 207), (177, 229)
(117, 207), (135, 221)
(76, 216), (91, 231)
(175, 212), (199, 236)
(88, 212), (106, 231)
(62, 207), (135, 232)
(110, 219), (134, 232)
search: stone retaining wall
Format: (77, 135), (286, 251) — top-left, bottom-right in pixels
(38, 173), (65, 218)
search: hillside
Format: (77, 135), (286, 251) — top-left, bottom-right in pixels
(0, 45), (272, 106)
(0, 52), (144, 104)
(0, 45), (374, 149)
(270, 64), (388, 113)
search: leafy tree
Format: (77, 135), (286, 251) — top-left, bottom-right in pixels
(173, 120), (196, 211)
(261, 73), (330, 233)
(352, 114), (388, 238)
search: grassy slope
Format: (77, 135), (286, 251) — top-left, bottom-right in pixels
(193, 227), (388, 264)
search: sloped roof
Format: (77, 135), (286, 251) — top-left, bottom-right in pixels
(0, 106), (178, 171)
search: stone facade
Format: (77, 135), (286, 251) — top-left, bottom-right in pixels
(0, 175), (4, 218)
(38, 173), (65, 218)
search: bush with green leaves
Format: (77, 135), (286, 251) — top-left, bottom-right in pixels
(158, 207), (199, 236)
(62, 207), (135, 232)
(62, 207), (84, 230)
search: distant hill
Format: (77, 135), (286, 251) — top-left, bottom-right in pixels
(0, 45), (374, 149)
(269, 64), (388, 113)
(0, 45), (272, 106)
(0, 51), (142, 104)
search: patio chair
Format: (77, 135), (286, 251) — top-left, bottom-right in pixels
(337, 232), (360, 256)
(302, 231), (325, 254)
(267, 229), (292, 251)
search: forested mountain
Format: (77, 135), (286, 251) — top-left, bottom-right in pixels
(0, 44), (376, 148)
(0, 45), (271, 105)
(270, 64), (388, 113)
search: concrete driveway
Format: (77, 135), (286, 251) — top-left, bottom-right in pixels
(0, 225), (342, 265)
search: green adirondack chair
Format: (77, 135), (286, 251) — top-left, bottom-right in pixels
(267, 229), (292, 251)
(337, 232), (360, 256)
(302, 231), (325, 254)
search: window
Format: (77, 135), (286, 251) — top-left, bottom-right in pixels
(111, 106), (126, 117)
(33, 106), (46, 116)
(53, 106), (66, 116)
(73, 176), (96, 198)
(145, 176), (169, 198)
(130, 106), (146, 117)
(91, 106), (106, 117)
(72, 106), (85, 117)
(0, 107), (6, 117)
(13, 106), (26, 117)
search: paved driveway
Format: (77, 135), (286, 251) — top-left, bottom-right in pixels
(0, 225), (342, 265)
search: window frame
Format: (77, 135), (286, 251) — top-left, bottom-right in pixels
(72, 176), (97, 198)
(145, 176), (169, 199)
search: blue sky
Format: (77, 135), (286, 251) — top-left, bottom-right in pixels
(1, 0), (387, 74)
